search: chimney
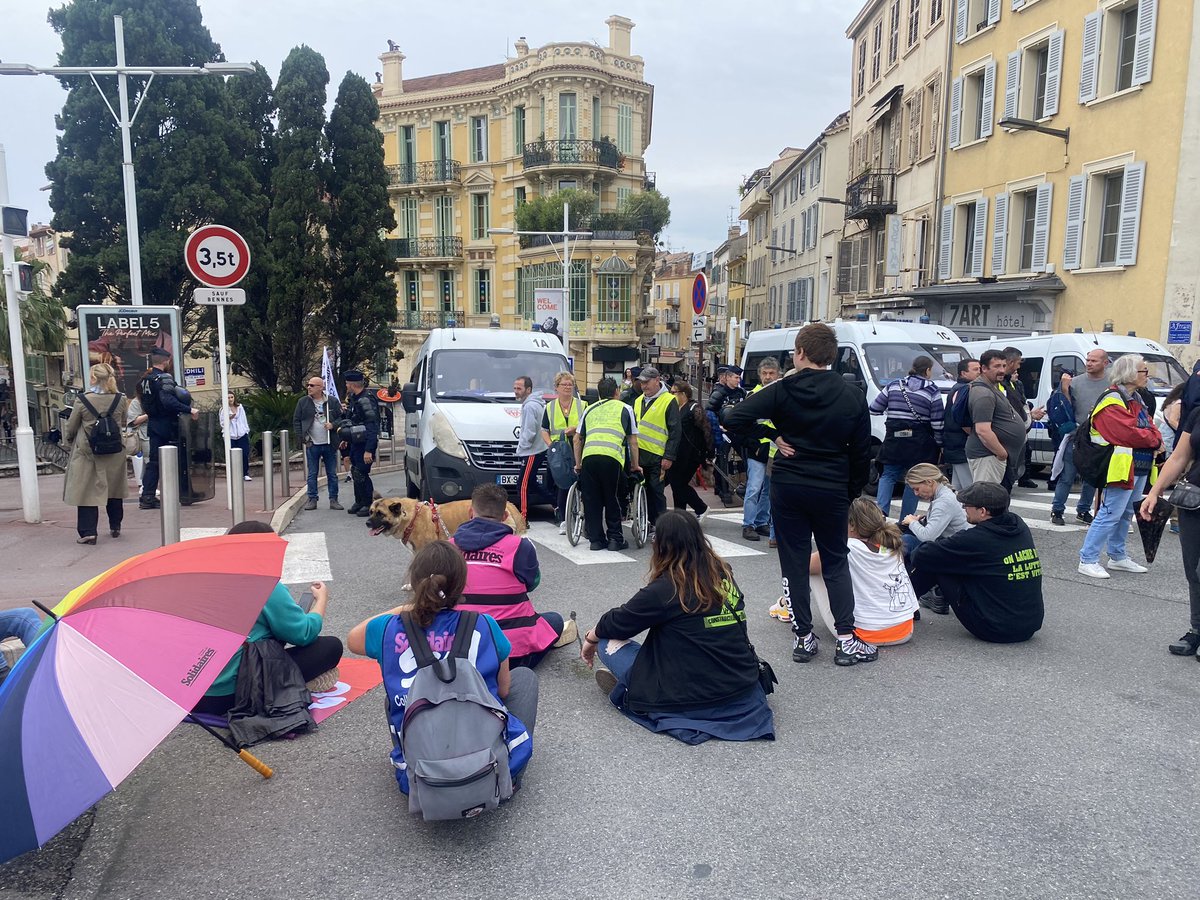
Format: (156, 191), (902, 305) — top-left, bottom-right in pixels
(515, 36), (529, 57)
(728, 225), (741, 242)
(606, 15), (634, 56)
(380, 49), (405, 98)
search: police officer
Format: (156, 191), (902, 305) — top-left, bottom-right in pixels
(138, 347), (199, 510)
(340, 371), (379, 517)
(574, 377), (640, 551)
(705, 364), (746, 505)
(633, 366), (680, 536)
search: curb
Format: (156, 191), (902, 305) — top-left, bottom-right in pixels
(272, 462), (406, 535)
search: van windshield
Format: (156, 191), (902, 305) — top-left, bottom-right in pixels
(429, 349), (568, 400)
(862, 343), (968, 391)
(1110, 352), (1188, 393)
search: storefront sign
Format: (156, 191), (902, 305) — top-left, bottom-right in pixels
(944, 301), (1032, 332)
(184, 367), (206, 388)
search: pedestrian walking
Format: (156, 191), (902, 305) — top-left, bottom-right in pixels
(63, 363), (128, 544)
(869, 355), (945, 519)
(539, 371), (586, 533)
(574, 377), (641, 551)
(513, 375), (547, 519)
(1051, 349), (1109, 524)
(222, 392), (253, 483)
(340, 371), (379, 517)
(965, 350), (1024, 489)
(633, 366), (680, 537)
(943, 358), (979, 490)
(665, 381), (712, 519)
(705, 365), (746, 505)
(295, 377), (343, 510)
(740, 358), (783, 543)
(137, 347), (199, 509)
(1077, 355), (1162, 579)
(124, 395), (150, 492)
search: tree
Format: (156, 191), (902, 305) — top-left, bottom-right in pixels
(324, 72), (397, 375)
(44, 1), (269, 352)
(620, 189), (671, 236)
(267, 45), (329, 392)
(514, 188), (596, 246)
(0, 250), (67, 369)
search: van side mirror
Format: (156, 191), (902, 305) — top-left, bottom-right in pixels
(583, 388), (599, 404)
(400, 382), (420, 414)
(843, 372), (866, 393)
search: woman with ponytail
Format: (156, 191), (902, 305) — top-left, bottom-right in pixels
(900, 463), (969, 556)
(348, 541), (538, 794)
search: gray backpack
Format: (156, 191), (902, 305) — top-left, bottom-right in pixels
(398, 611), (513, 819)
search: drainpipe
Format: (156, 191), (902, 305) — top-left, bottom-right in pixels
(933, 20), (955, 290)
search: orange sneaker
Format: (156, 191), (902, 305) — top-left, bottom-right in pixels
(768, 597), (792, 623)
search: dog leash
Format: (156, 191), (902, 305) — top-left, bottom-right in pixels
(400, 500), (453, 547)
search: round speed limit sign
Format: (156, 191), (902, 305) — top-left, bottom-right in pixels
(184, 224), (251, 288)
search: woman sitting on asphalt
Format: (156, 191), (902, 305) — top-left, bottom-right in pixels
(899, 463), (969, 556)
(580, 510), (775, 744)
(1078, 354), (1163, 579)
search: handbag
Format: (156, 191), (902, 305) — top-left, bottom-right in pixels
(546, 438), (577, 490)
(1166, 480), (1200, 511)
(724, 598), (777, 696)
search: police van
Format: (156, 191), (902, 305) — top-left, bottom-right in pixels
(400, 328), (569, 504)
(963, 331), (1189, 464)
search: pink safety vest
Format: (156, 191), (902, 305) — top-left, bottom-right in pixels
(452, 533), (558, 658)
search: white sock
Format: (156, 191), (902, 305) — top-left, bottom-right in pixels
(837, 633), (853, 642)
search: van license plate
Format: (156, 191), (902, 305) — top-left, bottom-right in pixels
(496, 474), (519, 486)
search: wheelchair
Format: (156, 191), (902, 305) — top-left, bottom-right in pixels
(565, 468), (649, 549)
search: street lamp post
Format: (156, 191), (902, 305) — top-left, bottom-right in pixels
(0, 15), (256, 306)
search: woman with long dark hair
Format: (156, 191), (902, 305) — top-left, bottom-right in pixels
(580, 510), (774, 743)
(665, 381), (713, 518)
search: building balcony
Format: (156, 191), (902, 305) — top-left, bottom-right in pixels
(391, 309), (465, 331)
(643, 171), (656, 191)
(666, 321), (679, 332)
(522, 139), (622, 173)
(387, 160), (462, 190)
(387, 236), (464, 262)
(845, 170), (897, 222)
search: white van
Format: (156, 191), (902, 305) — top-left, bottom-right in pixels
(400, 328), (569, 503)
(963, 332), (1189, 464)
(740, 318), (971, 450)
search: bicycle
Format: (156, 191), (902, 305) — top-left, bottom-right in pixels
(565, 470), (649, 549)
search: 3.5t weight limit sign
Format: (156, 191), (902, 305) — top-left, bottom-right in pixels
(184, 225), (251, 288)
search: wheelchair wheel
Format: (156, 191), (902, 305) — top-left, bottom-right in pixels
(631, 480), (649, 548)
(565, 482), (584, 547)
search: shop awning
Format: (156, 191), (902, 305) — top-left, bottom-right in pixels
(592, 345), (640, 363)
(867, 85), (904, 124)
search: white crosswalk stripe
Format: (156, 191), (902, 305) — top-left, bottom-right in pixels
(524, 522), (637, 565)
(181, 527), (333, 583)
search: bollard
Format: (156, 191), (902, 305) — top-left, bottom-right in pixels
(279, 430), (291, 498)
(262, 430), (275, 510)
(230, 447), (246, 526)
(160, 445), (181, 546)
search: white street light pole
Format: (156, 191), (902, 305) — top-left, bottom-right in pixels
(0, 15), (256, 306)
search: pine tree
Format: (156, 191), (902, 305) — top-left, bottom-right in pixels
(268, 46), (329, 391)
(324, 72), (397, 376)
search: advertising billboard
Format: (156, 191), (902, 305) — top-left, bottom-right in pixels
(77, 305), (183, 400)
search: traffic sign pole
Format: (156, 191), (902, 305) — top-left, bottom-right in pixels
(217, 304), (232, 511)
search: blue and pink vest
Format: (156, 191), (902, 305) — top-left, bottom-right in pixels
(453, 532), (558, 658)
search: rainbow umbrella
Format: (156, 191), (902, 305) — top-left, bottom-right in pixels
(0, 532), (287, 865)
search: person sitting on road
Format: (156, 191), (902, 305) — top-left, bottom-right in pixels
(0, 607), (43, 688)
(580, 510), (775, 745)
(347, 541), (537, 796)
(899, 463), (969, 557)
(451, 483), (576, 668)
(909, 481), (1044, 644)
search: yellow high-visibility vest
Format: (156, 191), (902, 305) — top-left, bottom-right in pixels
(750, 382), (777, 459)
(635, 390), (673, 457)
(581, 399), (627, 462)
(547, 397), (586, 441)
(1089, 391), (1158, 486)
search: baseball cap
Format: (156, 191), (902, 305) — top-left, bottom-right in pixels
(956, 481), (1009, 511)
(342, 370), (366, 383)
(637, 366), (661, 381)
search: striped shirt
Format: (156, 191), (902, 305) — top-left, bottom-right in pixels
(868, 375), (945, 444)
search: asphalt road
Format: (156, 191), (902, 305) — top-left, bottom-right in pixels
(4, 474), (1199, 900)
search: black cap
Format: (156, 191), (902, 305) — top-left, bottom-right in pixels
(717, 364), (743, 376)
(343, 370), (365, 383)
(956, 481), (1009, 511)
(149, 347), (171, 360)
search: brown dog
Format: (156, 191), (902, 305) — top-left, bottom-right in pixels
(364, 496), (528, 552)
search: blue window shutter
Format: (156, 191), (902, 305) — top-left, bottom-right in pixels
(1004, 50), (1021, 121)
(939, 205), (955, 280)
(949, 77), (964, 148)
(980, 62), (997, 138)
(1012, 0), (1025, 9)
(971, 197), (988, 277)
(1043, 30), (1064, 117)
(991, 192), (1010, 276)
(955, 0), (968, 43)
(1116, 161), (1146, 266)
(1031, 182), (1053, 272)
(987, 0), (1001, 27)
(1132, 0), (1158, 86)
(1063, 175), (1087, 271)
(1079, 12), (1102, 104)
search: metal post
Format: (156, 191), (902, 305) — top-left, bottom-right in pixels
(279, 429), (291, 497)
(112, 16), (145, 306)
(230, 446), (245, 525)
(262, 430), (274, 510)
(217, 304), (232, 509)
(159, 445), (180, 545)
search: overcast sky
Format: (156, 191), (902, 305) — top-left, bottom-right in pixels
(0, 0), (852, 255)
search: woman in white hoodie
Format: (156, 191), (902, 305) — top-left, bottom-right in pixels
(900, 463), (969, 557)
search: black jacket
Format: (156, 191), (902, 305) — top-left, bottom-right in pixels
(722, 369), (872, 497)
(705, 382), (746, 414)
(141, 368), (192, 437)
(293, 394), (344, 445)
(943, 380), (972, 465)
(227, 639), (315, 748)
(343, 389), (379, 453)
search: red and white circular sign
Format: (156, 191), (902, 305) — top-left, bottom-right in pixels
(184, 224), (251, 288)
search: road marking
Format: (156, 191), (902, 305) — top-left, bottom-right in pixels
(705, 534), (768, 558)
(525, 522), (637, 565)
(180, 527), (333, 583)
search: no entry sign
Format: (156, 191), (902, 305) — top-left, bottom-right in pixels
(692, 272), (708, 315)
(184, 225), (251, 288)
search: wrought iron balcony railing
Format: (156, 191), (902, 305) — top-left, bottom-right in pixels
(387, 236), (464, 259)
(388, 160), (462, 187)
(391, 309), (465, 330)
(844, 170), (897, 221)
(522, 139), (622, 171)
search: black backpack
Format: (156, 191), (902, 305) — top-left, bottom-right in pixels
(79, 394), (125, 456)
(1071, 392), (1116, 485)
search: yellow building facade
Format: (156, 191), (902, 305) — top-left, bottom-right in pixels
(373, 16), (656, 386)
(649, 251), (695, 373)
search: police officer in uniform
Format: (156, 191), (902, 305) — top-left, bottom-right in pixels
(138, 347), (199, 510)
(574, 377), (640, 551)
(706, 364), (746, 505)
(633, 366), (680, 536)
(340, 371), (379, 517)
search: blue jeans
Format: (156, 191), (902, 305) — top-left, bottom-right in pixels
(876, 464), (918, 519)
(1051, 449), (1096, 516)
(597, 637), (641, 704)
(0, 608), (42, 680)
(1079, 474), (1147, 565)
(230, 434), (251, 477)
(305, 442), (339, 500)
(743, 458), (772, 533)
(901, 532), (922, 558)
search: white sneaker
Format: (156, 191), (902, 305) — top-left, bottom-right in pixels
(243, 475), (252, 482)
(1078, 562), (1111, 579)
(1107, 558), (1148, 573)
(558, 521), (567, 535)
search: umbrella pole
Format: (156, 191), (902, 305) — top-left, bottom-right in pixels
(32, 600), (59, 621)
(184, 716), (273, 779)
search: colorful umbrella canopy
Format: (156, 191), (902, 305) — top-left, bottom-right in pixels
(0, 532), (287, 865)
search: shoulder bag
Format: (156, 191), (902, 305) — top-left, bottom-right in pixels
(879, 381), (938, 468)
(724, 596), (777, 696)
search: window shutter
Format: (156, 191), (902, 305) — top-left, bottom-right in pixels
(980, 62), (997, 138)
(1004, 50), (1021, 121)
(987, 0), (1001, 27)
(1063, 175), (1087, 271)
(1132, 0), (1158, 86)
(1031, 182), (1053, 271)
(955, 0), (968, 43)
(837, 240), (853, 293)
(1079, 12), (1102, 104)
(970, 197), (988, 277)
(908, 92), (923, 165)
(938, 205), (955, 280)
(811, 205), (820, 249)
(1116, 161), (1146, 266)
(948, 77), (964, 148)
(991, 192), (1010, 276)
(1043, 30), (1064, 117)
(1012, 0), (1024, 9)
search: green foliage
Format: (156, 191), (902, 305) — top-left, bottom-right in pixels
(325, 72), (397, 376)
(514, 189), (597, 244)
(0, 249), (67, 368)
(514, 188), (670, 245)
(267, 45), (330, 392)
(620, 189), (671, 236)
(241, 389), (301, 437)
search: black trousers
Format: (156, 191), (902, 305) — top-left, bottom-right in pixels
(667, 461), (705, 513)
(937, 578), (1034, 644)
(772, 482), (856, 636)
(1180, 508), (1200, 632)
(580, 456), (624, 543)
(641, 452), (668, 527)
(142, 430), (188, 501)
(77, 498), (124, 537)
(713, 444), (734, 502)
(350, 445), (374, 508)
(191, 635), (344, 717)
